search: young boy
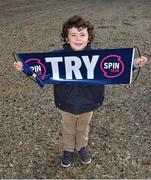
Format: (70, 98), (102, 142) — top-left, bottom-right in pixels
(14, 15), (147, 168)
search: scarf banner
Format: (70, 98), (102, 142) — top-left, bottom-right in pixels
(17, 48), (135, 88)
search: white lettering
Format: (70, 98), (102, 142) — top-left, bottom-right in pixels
(104, 62), (120, 69)
(30, 65), (42, 72)
(114, 63), (120, 69)
(108, 63), (113, 69)
(64, 56), (82, 79)
(45, 57), (63, 79)
(82, 55), (99, 79)
(30, 67), (34, 71)
(45, 55), (101, 80)
(104, 63), (108, 69)
(35, 65), (41, 72)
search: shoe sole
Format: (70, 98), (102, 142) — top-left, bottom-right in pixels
(61, 161), (71, 168)
(77, 152), (92, 164)
(80, 158), (92, 164)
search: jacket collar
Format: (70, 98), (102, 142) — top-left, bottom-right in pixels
(63, 43), (92, 51)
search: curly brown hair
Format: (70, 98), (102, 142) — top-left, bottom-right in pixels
(61, 15), (94, 43)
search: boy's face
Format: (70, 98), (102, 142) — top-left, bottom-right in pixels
(66, 27), (89, 51)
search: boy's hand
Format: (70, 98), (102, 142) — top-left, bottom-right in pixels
(13, 61), (23, 71)
(135, 56), (147, 67)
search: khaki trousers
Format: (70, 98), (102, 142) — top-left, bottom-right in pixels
(60, 111), (93, 152)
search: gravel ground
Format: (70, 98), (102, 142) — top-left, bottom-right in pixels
(0, 0), (151, 179)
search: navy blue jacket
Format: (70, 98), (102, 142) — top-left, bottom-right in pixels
(54, 83), (104, 114)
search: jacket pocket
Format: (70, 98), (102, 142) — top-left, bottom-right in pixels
(83, 85), (104, 105)
(54, 84), (73, 104)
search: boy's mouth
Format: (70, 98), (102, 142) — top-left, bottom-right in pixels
(74, 43), (83, 46)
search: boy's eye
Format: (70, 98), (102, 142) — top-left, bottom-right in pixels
(69, 34), (76, 37)
(69, 33), (87, 37)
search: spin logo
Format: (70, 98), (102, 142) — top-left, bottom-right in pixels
(25, 58), (46, 80)
(100, 55), (125, 78)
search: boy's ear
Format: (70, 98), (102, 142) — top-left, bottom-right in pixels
(65, 37), (69, 43)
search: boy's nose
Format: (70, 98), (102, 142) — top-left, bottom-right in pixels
(76, 35), (81, 40)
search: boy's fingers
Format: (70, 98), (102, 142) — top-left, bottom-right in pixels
(140, 56), (147, 62)
(13, 62), (23, 71)
(137, 57), (147, 67)
(13, 62), (18, 68)
(137, 57), (147, 63)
